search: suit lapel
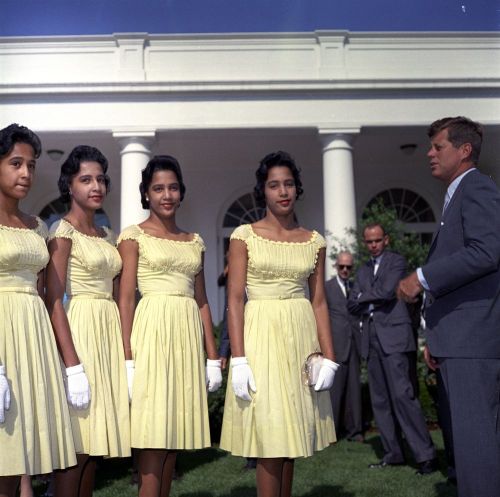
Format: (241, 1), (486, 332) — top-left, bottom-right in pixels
(335, 277), (347, 299)
(427, 172), (471, 259)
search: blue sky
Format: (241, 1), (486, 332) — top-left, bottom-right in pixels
(0, 0), (498, 36)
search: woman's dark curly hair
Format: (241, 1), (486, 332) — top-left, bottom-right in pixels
(254, 151), (303, 207)
(139, 155), (186, 209)
(58, 145), (110, 203)
(0, 123), (42, 159)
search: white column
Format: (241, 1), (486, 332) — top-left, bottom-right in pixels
(113, 132), (155, 230)
(319, 129), (359, 279)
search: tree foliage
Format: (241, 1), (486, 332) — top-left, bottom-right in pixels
(329, 198), (430, 271)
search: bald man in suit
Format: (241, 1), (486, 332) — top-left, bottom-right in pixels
(325, 251), (363, 442)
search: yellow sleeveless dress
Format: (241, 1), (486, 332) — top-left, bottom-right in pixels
(220, 224), (336, 458)
(49, 219), (130, 457)
(0, 219), (76, 476)
(118, 225), (211, 449)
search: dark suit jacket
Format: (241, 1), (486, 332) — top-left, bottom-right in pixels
(325, 277), (360, 363)
(347, 250), (415, 355)
(422, 169), (500, 358)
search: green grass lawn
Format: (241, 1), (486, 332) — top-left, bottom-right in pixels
(32, 430), (456, 497)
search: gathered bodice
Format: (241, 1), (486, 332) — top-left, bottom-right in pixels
(49, 219), (121, 298)
(117, 225), (204, 298)
(230, 224), (325, 300)
(0, 218), (49, 292)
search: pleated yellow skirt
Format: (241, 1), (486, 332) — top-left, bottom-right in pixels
(130, 294), (211, 449)
(65, 296), (131, 457)
(0, 291), (76, 476)
(220, 298), (336, 458)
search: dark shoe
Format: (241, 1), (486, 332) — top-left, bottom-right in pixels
(416, 458), (438, 475)
(368, 460), (405, 469)
(347, 434), (365, 443)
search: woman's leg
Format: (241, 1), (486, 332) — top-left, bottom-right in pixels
(78, 457), (97, 497)
(279, 459), (295, 497)
(159, 451), (177, 497)
(19, 475), (34, 497)
(138, 449), (168, 497)
(0, 475), (20, 497)
(256, 458), (285, 497)
(54, 453), (90, 497)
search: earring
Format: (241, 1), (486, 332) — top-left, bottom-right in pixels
(145, 196), (149, 202)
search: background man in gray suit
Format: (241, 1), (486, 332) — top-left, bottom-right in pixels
(325, 251), (364, 442)
(398, 116), (500, 497)
(348, 224), (436, 473)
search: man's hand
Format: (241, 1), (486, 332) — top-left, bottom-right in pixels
(423, 344), (439, 371)
(397, 271), (423, 303)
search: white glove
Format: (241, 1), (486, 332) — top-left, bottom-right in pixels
(206, 359), (223, 393)
(65, 364), (90, 410)
(314, 358), (340, 392)
(0, 365), (11, 424)
(125, 360), (134, 403)
(231, 356), (256, 401)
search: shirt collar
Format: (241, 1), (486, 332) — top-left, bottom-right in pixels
(447, 168), (476, 201)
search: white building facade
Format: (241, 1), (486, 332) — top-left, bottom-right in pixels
(1, 31), (499, 319)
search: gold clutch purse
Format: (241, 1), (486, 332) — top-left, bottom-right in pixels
(302, 351), (324, 387)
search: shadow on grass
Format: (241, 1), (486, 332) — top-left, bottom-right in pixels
(177, 447), (227, 476)
(175, 484), (356, 497)
(363, 433), (385, 461)
(94, 457), (133, 490)
(176, 486), (256, 497)
(433, 481), (457, 497)
(302, 485), (355, 497)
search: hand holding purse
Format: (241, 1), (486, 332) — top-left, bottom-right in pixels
(314, 358), (340, 392)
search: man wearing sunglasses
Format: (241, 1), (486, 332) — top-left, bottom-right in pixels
(348, 224), (436, 474)
(325, 251), (364, 443)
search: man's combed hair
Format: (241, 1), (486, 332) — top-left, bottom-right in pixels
(428, 116), (483, 165)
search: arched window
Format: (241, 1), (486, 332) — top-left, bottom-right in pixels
(39, 197), (111, 228)
(216, 192), (265, 319)
(366, 188), (436, 244)
(223, 192), (266, 228)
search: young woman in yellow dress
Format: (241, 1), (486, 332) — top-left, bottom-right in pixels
(45, 146), (130, 497)
(118, 155), (222, 497)
(0, 124), (76, 497)
(220, 151), (338, 497)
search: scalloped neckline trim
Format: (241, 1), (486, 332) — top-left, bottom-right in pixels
(0, 216), (41, 232)
(61, 218), (109, 240)
(248, 224), (317, 245)
(136, 225), (198, 244)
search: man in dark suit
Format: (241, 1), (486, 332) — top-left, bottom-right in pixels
(325, 251), (364, 442)
(398, 116), (500, 497)
(348, 224), (436, 473)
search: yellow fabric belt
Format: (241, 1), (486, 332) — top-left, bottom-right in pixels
(247, 293), (306, 301)
(0, 286), (38, 295)
(67, 292), (113, 301)
(141, 291), (194, 299)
